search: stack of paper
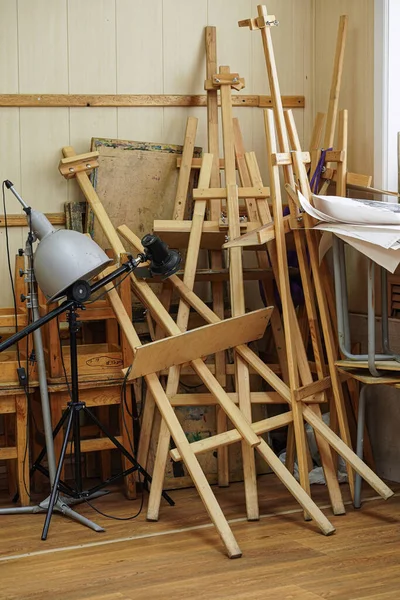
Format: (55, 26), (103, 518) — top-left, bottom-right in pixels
(297, 191), (400, 272)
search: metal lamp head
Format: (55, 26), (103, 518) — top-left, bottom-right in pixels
(141, 234), (181, 278)
(31, 210), (112, 302)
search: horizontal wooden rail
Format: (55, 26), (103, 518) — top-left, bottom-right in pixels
(0, 94), (305, 109)
(0, 213), (65, 227)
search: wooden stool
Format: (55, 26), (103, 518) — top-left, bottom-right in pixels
(0, 385), (30, 506)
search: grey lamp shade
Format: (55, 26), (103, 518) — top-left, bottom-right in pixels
(34, 229), (112, 302)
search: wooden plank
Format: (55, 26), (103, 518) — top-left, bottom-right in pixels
(153, 220), (261, 250)
(193, 186), (270, 200)
(89, 138), (201, 255)
(169, 391), (293, 406)
(0, 213), (65, 227)
(222, 216), (291, 248)
(0, 94), (305, 108)
(0, 447), (18, 460)
(128, 309), (272, 380)
(170, 413), (294, 460)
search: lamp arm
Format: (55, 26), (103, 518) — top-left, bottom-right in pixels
(0, 256), (144, 354)
(0, 299), (75, 353)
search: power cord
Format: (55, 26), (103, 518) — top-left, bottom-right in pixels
(2, 180), (32, 500)
(57, 299), (144, 520)
(82, 366), (144, 520)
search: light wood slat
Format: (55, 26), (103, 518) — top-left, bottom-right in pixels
(128, 309), (272, 380)
(0, 213), (65, 227)
(0, 94), (305, 108)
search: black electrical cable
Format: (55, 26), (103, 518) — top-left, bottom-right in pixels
(82, 365), (144, 521)
(2, 182), (34, 501)
(57, 287), (144, 521)
(2, 181), (21, 368)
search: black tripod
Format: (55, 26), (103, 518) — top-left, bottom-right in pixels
(0, 255), (174, 539)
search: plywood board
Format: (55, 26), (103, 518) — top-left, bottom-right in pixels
(128, 307), (272, 380)
(90, 138), (202, 250)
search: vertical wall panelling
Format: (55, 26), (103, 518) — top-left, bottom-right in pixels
(162, 0), (207, 148)
(0, 0), (312, 307)
(208, 0), (253, 162)
(248, 0), (312, 182)
(68, 0), (118, 148)
(116, 0), (164, 143)
(68, 0), (118, 203)
(0, 0), (22, 305)
(314, 0), (374, 178)
(18, 0), (69, 213)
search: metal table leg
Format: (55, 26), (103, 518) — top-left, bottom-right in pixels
(354, 384), (368, 508)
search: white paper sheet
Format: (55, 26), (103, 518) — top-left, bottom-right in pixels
(297, 190), (400, 272)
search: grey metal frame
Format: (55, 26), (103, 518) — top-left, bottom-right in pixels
(332, 236), (399, 377)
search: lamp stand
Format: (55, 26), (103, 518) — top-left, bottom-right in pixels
(0, 258), (174, 539)
(0, 240), (106, 533)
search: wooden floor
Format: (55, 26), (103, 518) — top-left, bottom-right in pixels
(0, 475), (399, 600)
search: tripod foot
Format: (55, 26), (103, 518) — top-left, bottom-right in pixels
(0, 492), (106, 534)
(56, 500), (105, 533)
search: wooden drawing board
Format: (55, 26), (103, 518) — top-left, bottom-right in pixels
(90, 138), (202, 250)
(128, 307), (272, 380)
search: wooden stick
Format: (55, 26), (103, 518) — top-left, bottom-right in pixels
(323, 15), (348, 148)
(173, 117), (198, 220)
(336, 109), (348, 196)
(220, 65), (259, 521)
(171, 413), (294, 459)
(233, 119), (289, 384)
(291, 149), (355, 496)
(242, 6), (345, 515)
(263, 110), (312, 517)
(146, 155), (215, 520)
(136, 287), (172, 471)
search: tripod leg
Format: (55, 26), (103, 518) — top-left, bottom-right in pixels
(57, 500), (104, 532)
(41, 407), (74, 540)
(83, 406), (174, 505)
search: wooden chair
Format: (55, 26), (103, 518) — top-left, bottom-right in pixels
(0, 384), (31, 506)
(37, 274), (136, 498)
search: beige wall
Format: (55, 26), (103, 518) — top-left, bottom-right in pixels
(0, 0), (375, 308)
(314, 1), (375, 314)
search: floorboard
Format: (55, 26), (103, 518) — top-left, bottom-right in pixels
(0, 474), (399, 599)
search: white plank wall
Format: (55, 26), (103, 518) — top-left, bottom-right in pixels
(0, 0), (315, 306)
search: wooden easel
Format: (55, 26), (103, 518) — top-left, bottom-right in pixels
(238, 5), (349, 513)
(61, 146), (343, 553)
(73, 161), (391, 537)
